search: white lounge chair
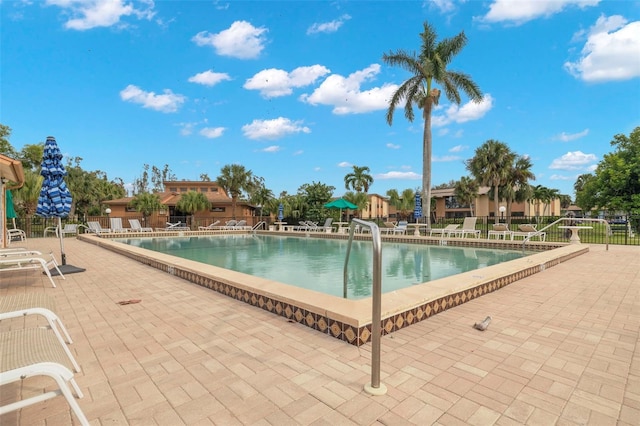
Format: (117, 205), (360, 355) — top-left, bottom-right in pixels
(128, 219), (153, 232)
(87, 221), (111, 234)
(450, 217), (481, 238)
(198, 220), (221, 230)
(429, 224), (460, 237)
(318, 218), (333, 232)
(488, 223), (513, 240)
(512, 224), (546, 241)
(164, 221), (188, 230)
(0, 293), (80, 372)
(0, 253), (64, 287)
(110, 218), (128, 233)
(384, 221), (408, 235)
(0, 328), (89, 425)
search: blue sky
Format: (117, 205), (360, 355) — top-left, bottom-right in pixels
(2, 0), (639, 200)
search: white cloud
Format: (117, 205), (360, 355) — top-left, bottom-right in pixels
(192, 21), (267, 59)
(293, 150), (304, 156)
(300, 64), (398, 114)
(244, 65), (330, 98)
(119, 84), (185, 113)
(433, 155), (461, 162)
(428, 0), (458, 14)
(449, 145), (467, 152)
(432, 94), (494, 127)
(262, 145), (281, 153)
(375, 171), (421, 180)
(338, 162), (351, 168)
(386, 143), (400, 149)
(199, 127), (225, 139)
(242, 117), (310, 140)
(553, 129), (589, 142)
(549, 151), (598, 170)
(46, 0), (155, 30)
(549, 174), (574, 181)
(564, 15), (640, 82)
(480, 0), (599, 25)
(188, 70), (232, 87)
(307, 14), (351, 34)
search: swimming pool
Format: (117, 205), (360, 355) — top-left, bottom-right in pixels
(81, 231), (587, 345)
(119, 235), (531, 299)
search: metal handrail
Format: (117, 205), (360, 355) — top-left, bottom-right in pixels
(521, 217), (610, 251)
(343, 219), (386, 395)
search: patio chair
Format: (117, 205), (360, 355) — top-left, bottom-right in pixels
(87, 221), (111, 234)
(110, 217), (128, 233)
(0, 293), (80, 372)
(429, 224), (459, 238)
(0, 253), (65, 287)
(389, 221), (408, 235)
(449, 217), (481, 238)
(0, 328), (89, 426)
(7, 228), (26, 244)
(222, 220), (237, 230)
(128, 219), (153, 232)
(198, 220), (221, 230)
(488, 223), (513, 240)
(512, 224), (546, 241)
(318, 218), (333, 232)
(165, 221), (188, 230)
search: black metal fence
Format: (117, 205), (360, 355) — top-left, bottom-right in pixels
(8, 214), (640, 246)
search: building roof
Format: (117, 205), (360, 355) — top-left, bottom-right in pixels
(430, 186), (491, 197)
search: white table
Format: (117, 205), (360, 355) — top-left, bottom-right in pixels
(408, 223), (430, 236)
(334, 222), (349, 234)
(559, 226), (592, 244)
(274, 221), (287, 231)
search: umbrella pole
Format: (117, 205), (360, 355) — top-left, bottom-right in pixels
(58, 217), (66, 265)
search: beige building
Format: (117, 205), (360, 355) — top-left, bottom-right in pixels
(103, 181), (257, 229)
(359, 193), (389, 220)
(431, 187), (561, 220)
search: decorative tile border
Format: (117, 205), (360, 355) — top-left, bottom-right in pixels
(79, 232), (586, 346)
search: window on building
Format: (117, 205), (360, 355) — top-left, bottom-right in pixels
(180, 187), (187, 192)
(169, 187), (177, 192)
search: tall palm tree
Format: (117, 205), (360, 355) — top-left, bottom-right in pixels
(383, 21), (483, 227)
(217, 164), (254, 219)
(503, 155), (535, 223)
(466, 140), (515, 224)
(176, 190), (210, 228)
(13, 169), (43, 234)
(344, 165), (373, 193)
(454, 176), (479, 217)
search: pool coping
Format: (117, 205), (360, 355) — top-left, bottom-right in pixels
(78, 231), (588, 346)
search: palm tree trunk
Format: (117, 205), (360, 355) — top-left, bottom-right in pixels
(494, 185), (500, 224)
(423, 102), (433, 227)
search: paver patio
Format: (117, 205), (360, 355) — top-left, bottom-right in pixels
(1, 238), (638, 425)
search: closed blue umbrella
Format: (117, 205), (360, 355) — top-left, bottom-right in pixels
(36, 136), (84, 274)
(277, 203), (284, 221)
(414, 192), (422, 221)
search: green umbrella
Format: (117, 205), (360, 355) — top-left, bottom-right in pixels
(324, 198), (357, 222)
(5, 189), (17, 227)
(324, 198), (357, 210)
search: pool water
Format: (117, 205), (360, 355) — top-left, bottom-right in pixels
(120, 235), (530, 299)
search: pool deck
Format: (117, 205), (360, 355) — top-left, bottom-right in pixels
(1, 237), (638, 425)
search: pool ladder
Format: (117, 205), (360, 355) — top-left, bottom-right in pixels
(343, 219), (387, 395)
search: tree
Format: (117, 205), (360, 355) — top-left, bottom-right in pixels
(176, 190), (210, 228)
(11, 169), (42, 235)
(249, 178), (274, 221)
(344, 165), (373, 193)
(297, 181), (335, 223)
(385, 188), (416, 221)
(383, 21), (483, 227)
(0, 123), (18, 159)
(217, 164), (254, 219)
(344, 191), (369, 216)
(589, 127), (640, 213)
(503, 155), (535, 223)
(466, 140), (514, 223)
(574, 174), (597, 213)
(129, 192), (164, 225)
(454, 176), (479, 217)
